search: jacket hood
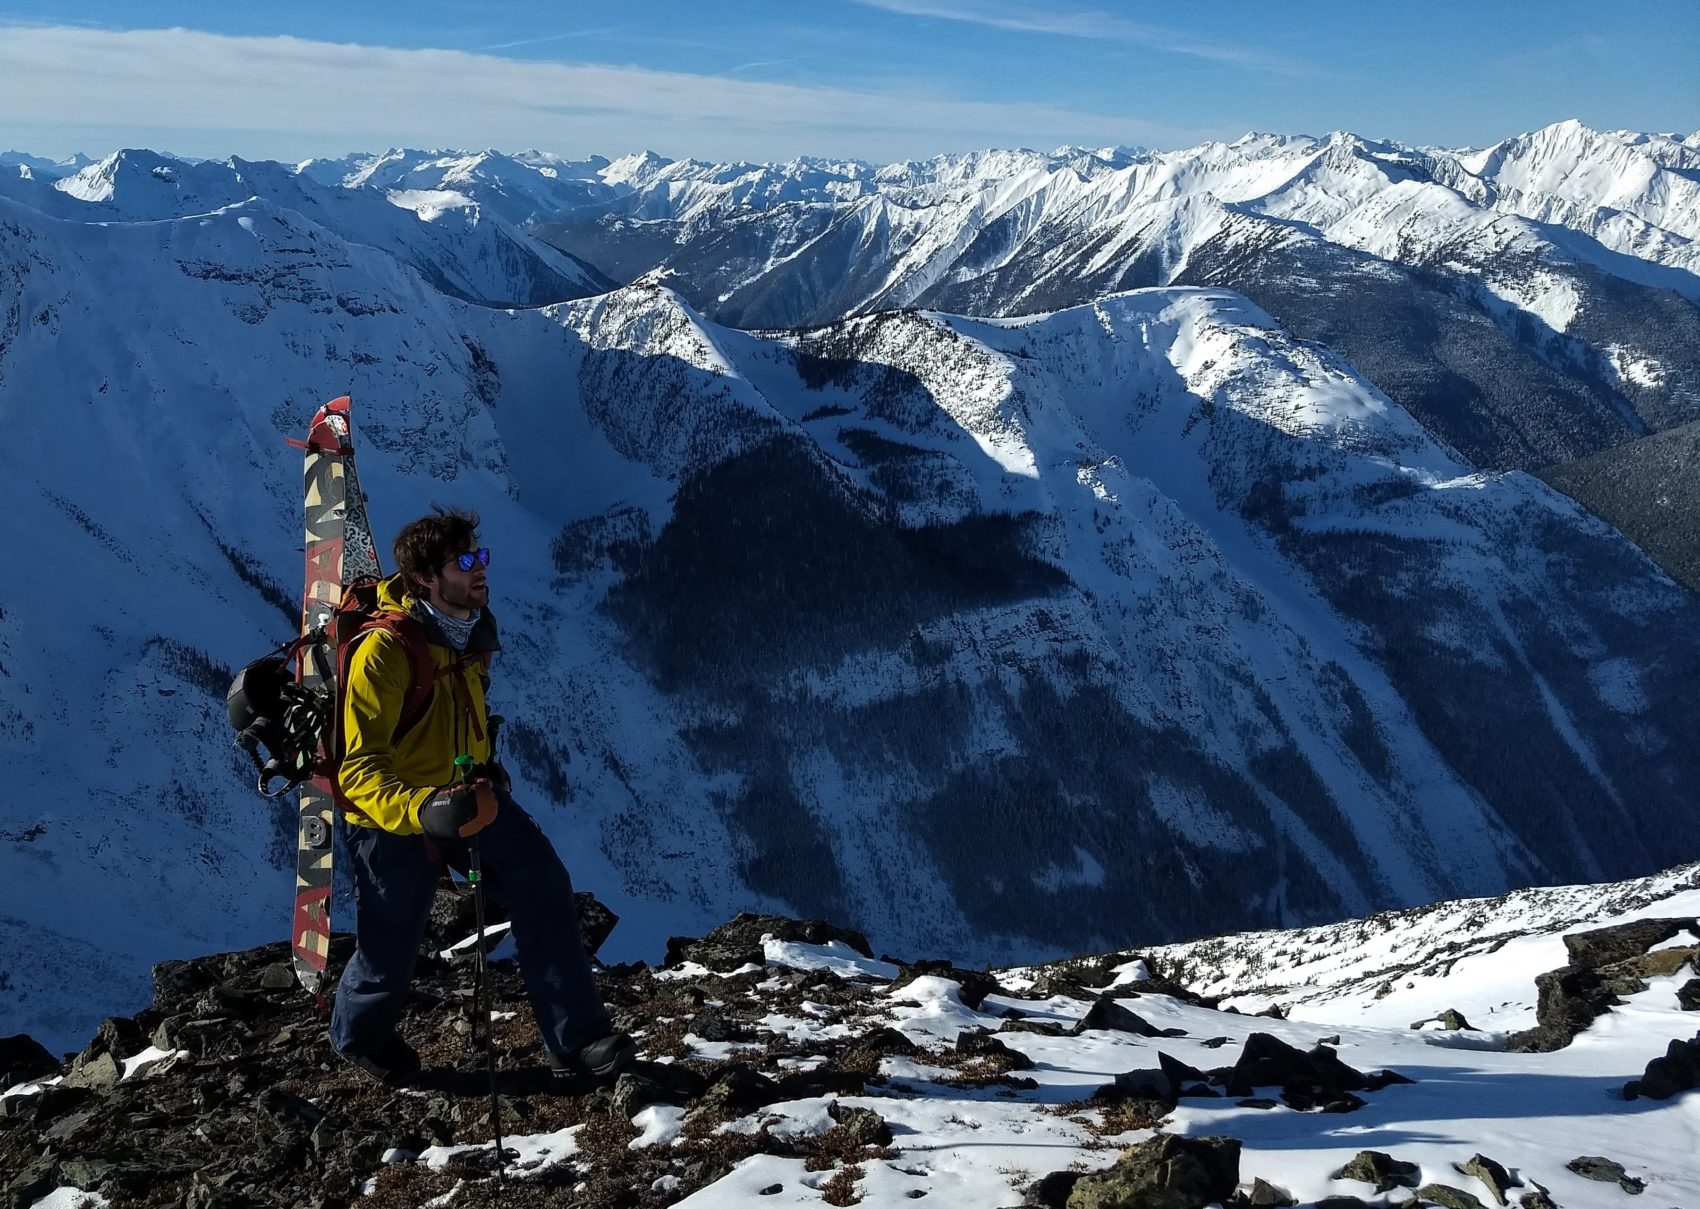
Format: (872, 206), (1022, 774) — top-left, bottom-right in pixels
(377, 573), (500, 656)
(375, 573), (414, 614)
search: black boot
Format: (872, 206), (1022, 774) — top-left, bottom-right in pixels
(549, 1032), (636, 1083)
(332, 1034), (422, 1087)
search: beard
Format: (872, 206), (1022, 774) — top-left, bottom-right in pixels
(438, 578), (488, 614)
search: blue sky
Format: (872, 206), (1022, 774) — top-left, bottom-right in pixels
(0, 1), (1694, 162)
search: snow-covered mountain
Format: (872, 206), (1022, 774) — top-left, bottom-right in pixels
(15, 123), (1698, 474)
(0, 150), (95, 178)
(523, 121), (1700, 474)
(0, 149), (613, 308)
(1, 147), (1697, 1058)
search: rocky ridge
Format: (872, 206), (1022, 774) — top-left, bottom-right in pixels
(3, 872), (1697, 1209)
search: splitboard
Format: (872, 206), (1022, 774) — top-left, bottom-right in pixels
(290, 396), (381, 995)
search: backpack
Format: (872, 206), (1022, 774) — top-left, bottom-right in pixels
(227, 577), (439, 800)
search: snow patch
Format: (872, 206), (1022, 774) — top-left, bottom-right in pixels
(762, 939), (898, 982)
(1031, 845), (1106, 892)
(629, 1104), (686, 1148)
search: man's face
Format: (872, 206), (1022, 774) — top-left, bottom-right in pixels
(420, 546), (489, 617)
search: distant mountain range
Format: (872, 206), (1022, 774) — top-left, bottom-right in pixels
(515, 122), (1700, 472)
(0, 124), (1696, 1052)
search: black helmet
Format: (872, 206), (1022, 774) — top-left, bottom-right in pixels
(227, 654), (328, 795)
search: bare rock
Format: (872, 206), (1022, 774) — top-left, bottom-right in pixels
(611, 1070), (680, 1119)
(1023, 1170), (1082, 1207)
(1225, 1033), (1394, 1112)
(1332, 1150), (1420, 1193)
(1239, 1177), (1296, 1205)
(1563, 919), (1697, 970)
(955, 1028), (1036, 1069)
(1565, 1155), (1645, 1194)
(1076, 998), (1166, 1038)
(61, 1052), (121, 1090)
(1411, 1009), (1474, 1031)
(1507, 965), (1619, 1053)
(693, 1062), (782, 1119)
(827, 1100), (893, 1147)
(1456, 1153), (1521, 1205)
(1107, 1067), (1174, 1103)
(1000, 1017), (1072, 1038)
(1157, 1051), (1215, 1098)
(1064, 1133), (1240, 1209)
(1030, 958), (1119, 1001)
(688, 1008), (750, 1043)
(1621, 1033), (1700, 1101)
(0, 1034), (58, 1088)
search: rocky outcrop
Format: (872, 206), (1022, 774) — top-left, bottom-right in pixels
(1075, 998), (1177, 1039)
(1332, 1149), (1420, 1193)
(1561, 918), (1697, 969)
(1223, 1033), (1411, 1112)
(1622, 1033), (1700, 1101)
(0, 1035), (58, 1089)
(1062, 1133), (1240, 1209)
(1510, 919), (1700, 1052)
(1420, 1184), (1490, 1209)
(1411, 1008), (1475, 1031)
(665, 913), (873, 973)
(1678, 978), (1700, 1011)
(1456, 1153), (1521, 1205)
(1566, 1155), (1646, 1194)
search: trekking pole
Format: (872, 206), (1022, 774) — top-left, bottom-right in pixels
(456, 755), (505, 1186)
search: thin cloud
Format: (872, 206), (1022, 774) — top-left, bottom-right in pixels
(477, 27), (623, 52)
(728, 56), (817, 75)
(847, 0), (1300, 72)
(0, 25), (1223, 161)
(0, 11), (107, 27)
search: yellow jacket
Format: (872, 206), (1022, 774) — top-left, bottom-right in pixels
(338, 574), (499, 834)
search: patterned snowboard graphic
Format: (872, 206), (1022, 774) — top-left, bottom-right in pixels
(291, 396), (377, 994)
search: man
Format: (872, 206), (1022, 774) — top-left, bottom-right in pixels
(328, 506), (634, 1087)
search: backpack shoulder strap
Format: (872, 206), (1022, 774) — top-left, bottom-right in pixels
(371, 611), (437, 744)
(336, 610), (438, 745)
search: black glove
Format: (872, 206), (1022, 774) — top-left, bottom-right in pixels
(419, 780), (499, 840)
(473, 761), (511, 794)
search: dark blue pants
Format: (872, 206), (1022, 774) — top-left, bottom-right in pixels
(328, 793), (612, 1060)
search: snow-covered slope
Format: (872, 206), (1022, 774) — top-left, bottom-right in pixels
(1143, 863), (1700, 1029)
(1, 169), (1697, 1057)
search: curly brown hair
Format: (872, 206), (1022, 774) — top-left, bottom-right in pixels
(393, 507), (480, 596)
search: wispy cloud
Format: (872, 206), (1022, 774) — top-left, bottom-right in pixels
(477, 27), (623, 53)
(0, 25), (1225, 161)
(728, 56), (817, 75)
(846, 0), (1300, 72)
(0, 10), (107, 27)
